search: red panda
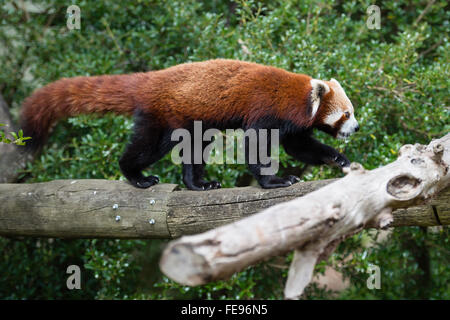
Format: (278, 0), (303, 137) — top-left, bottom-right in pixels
(20, 59), (359, 190)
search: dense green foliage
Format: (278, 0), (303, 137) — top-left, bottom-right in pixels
(0, 124), (30, 145)
(0, 0), (448, 299)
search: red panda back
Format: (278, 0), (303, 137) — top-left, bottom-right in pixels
(20, 59), (314, 151)
(132, 59), (313, 127)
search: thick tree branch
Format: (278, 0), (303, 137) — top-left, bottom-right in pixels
(0, 179), (448, 239)
(159, 134), (450, 299)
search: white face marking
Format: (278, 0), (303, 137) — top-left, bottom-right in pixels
(337, 113), (359, 139)
(325, 79), (359, 139)
(324, 111), (342, 126)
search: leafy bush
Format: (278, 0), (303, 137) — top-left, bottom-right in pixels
(0, 124), (30, 145)
(0, 0), (448, 299)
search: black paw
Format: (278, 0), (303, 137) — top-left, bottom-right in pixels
(202, 180), (222, 190)
(286, 175), (301, 185)
(334, 154), (350, 168)
(134, 175), (160, 188)
(187, 180), (222, 191)
(259, 176), (297, 189)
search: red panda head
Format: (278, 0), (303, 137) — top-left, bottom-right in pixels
(309, 78), (359, 139)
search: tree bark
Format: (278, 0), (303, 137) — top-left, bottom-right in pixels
(0, 179), (447, 239)
(0, 93), (33, 183)
(159, 133), (450, 299)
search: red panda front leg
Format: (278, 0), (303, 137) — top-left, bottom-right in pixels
(245, 128), (300, 189)
(282, 133), (350, 168)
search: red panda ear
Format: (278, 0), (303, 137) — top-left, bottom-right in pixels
(330, 78), (342, 87)
(310, 79), (330, 118)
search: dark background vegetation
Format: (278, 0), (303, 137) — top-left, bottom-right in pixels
(0, 0), (448, 299)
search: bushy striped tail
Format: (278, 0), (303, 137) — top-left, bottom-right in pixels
(19, 75), (137, 153)
(20, 84), (59, 153)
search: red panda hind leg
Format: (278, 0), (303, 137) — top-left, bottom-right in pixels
(119, 111), (174, 188)
(182, 139), (221, 191)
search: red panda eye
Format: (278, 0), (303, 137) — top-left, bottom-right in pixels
(344, 111), (350, 119)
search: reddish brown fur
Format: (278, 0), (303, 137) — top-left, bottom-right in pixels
(20, 59), (338, 144)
